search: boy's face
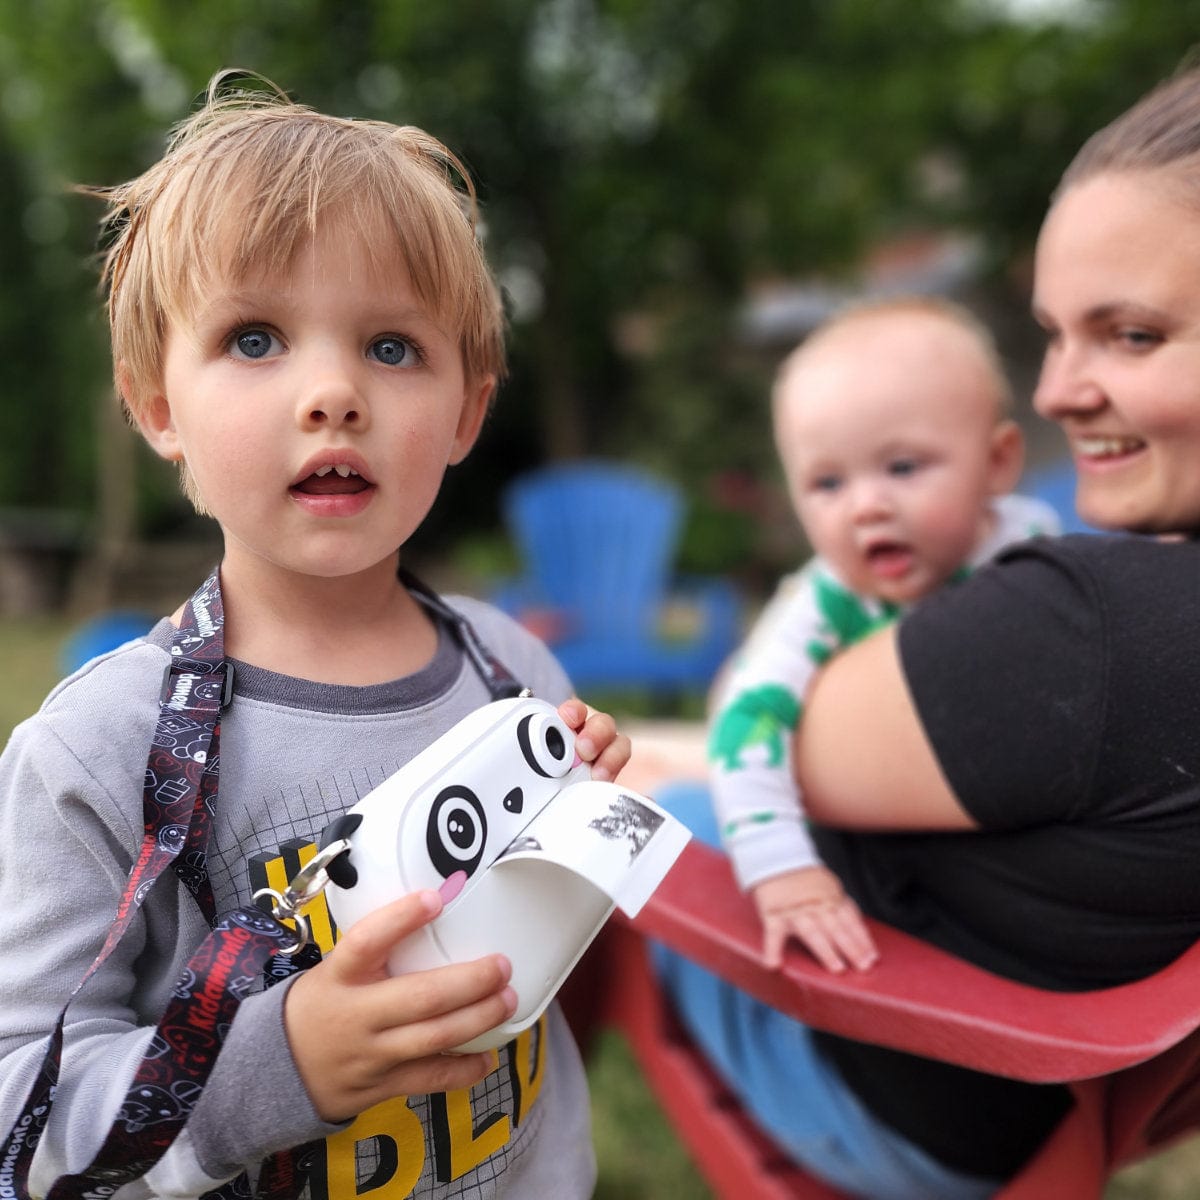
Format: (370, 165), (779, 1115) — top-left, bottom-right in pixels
(136, 220), (493, 588)
(776, 313), (1018, 605)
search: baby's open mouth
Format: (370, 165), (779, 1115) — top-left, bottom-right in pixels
(864, 541), (914, 579)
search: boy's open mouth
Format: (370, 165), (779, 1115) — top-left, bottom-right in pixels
(291, 465), (370, 496)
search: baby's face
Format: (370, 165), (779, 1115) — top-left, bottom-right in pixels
(776, 315), (1008, 604)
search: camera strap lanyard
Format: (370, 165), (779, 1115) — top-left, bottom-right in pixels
(2, 564), (526, 1200)
(1, 569), (301, 1200)
(399, 566), (526, 701)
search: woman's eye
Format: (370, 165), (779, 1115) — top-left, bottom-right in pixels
(231, 329), (278, 360)
(1116, 327), (1161, 351)
(370, 336), (415, 366)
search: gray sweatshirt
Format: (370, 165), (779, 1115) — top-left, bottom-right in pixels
(0, 595), (596, 1199)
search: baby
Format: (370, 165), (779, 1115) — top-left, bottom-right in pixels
(708, 296), (1060, 972)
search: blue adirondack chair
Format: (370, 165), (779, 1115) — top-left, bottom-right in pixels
(60, 609), (156, 675)
(493, 461), (741, 694)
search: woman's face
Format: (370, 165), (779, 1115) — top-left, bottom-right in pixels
(1032, 171), (1200, 534)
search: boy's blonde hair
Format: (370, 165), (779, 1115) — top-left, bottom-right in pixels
(773, 294), (1013, 421)
(91, 70), (506, 420)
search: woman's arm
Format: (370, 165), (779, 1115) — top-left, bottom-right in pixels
(796, 623), (978, 831)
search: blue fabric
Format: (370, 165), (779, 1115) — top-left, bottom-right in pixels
(651, 781), (1003, 1200)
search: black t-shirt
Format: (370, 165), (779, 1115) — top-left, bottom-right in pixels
(812, 533), (1200, 1178)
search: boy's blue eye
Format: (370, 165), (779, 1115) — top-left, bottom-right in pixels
(888, 458), (919, 478)
(370, 337), (412, 366)
(812, 475), (842, 493)
(234, 329), (274, 359)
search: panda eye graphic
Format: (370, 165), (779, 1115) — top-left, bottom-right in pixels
(426, 785), (487, 879)
(516, 712), (574, 778)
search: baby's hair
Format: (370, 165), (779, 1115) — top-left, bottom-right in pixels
(1057, 60), (1200, 201)
(87, 69), (506, 422)
(773, 294), (1013, 420)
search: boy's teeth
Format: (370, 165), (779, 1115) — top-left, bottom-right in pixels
(335, 464), (353, 478)
(312, 464), (358, 478)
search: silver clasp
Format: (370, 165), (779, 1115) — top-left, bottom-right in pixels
(251, 837), (351, 956)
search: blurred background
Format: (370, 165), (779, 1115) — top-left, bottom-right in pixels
(4, 0), (1198, 627)
(3, 1), (1200, 1193)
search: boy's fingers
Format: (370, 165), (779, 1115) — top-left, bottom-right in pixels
(379, 985), (519, 1061)
(589, 734), (631, 783)
(374, 959), (514, 1028)
(327, 890), (443, 981)
(556, 697), (588, 730)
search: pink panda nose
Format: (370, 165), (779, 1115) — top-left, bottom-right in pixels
(438, 870), (468, 906)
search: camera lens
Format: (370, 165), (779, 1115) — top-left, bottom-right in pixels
(516, 711), (575, 778)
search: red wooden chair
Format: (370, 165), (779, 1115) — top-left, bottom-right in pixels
(563, 840), (1200, 1200)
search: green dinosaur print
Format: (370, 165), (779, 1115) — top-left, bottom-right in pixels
(708, 684), (802, 771)
(813, 573), (898, 646)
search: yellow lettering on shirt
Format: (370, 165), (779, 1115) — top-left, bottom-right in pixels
(325, 1097), (425, 1197)
(251, 845), (553, 1193)
(509, 1016), (546, 1126)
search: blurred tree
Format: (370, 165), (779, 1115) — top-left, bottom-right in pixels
(0, 0), (1197, 592)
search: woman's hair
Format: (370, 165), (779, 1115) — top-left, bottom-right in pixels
(90, 70), (506, 419)
(1057, 62), (1200, 199)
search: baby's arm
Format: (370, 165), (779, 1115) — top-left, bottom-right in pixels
(708, 563), (880, 972)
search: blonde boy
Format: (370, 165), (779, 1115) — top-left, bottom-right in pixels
(0, 74), (625, 1198)
(708, 297), (1059, 972)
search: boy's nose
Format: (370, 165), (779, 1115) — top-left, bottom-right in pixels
(297, 366), (369, 431)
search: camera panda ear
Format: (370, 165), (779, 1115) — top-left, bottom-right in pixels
(317, 813), (363, 889)
(517, 712), (575, 778)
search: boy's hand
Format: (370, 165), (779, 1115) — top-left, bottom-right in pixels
(557, 698), (630, 783)
(752, 866), (879, 974)
(284, 890), (518, 1122)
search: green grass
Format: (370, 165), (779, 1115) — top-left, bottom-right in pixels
(589, 1031), (713, 1198)
(0, 614), (71, 740)
(1, 615), (1197, 1197)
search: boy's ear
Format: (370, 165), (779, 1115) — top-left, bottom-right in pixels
(987, 419), (1025, 496)
(447, 374), (496, 466)
(132, 389), (185, 463)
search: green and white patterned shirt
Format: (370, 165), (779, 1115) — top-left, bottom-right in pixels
(707, 492), (1061, 890)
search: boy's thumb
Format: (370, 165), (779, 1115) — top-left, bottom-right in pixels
(330, 889), (443, 978)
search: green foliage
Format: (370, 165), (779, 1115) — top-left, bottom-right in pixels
(0, 0), (1198, 557)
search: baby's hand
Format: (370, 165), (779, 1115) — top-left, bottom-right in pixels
(752, 866), (879, 973)
(285, 890), (518, 1122)
(557, 698), (630, 783)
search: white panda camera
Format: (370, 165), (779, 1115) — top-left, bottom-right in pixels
(321, 695), (690, 1052)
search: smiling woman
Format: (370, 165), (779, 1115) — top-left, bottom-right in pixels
(650, 62), (1200, 1200)
(1031, 173), (1200, 533)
